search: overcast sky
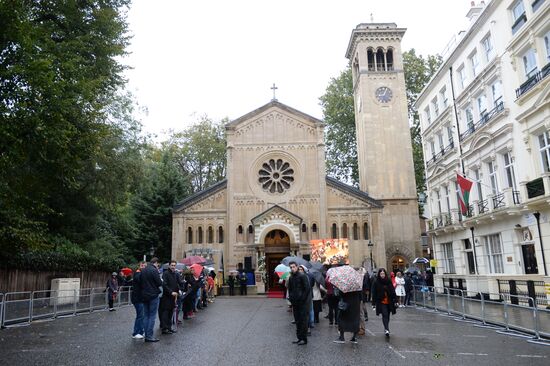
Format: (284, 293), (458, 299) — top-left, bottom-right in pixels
(124, 0), (472, 139)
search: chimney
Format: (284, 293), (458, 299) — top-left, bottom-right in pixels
(466, 1), (484, 22)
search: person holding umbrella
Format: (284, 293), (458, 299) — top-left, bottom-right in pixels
(288, 261), (311, 345)
(327, 265), (362, 344)
(371, 268), (398, 337)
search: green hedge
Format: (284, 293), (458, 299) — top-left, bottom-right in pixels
(1, 250), (126, 272)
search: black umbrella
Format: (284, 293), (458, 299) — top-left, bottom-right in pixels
(281, 256), (312, 268)
(309, 269), (325, 287)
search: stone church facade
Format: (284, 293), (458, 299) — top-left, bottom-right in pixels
(172, 23), (421, 288)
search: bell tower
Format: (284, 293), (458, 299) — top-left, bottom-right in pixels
(346, 23), (421, 267)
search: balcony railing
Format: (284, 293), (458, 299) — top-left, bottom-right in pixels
(526, 178), (545, 199)
(459, 101), (504, 141)
(426, 141), (455, 167)
(478, 199), (489, 214)
(516, 62), (550, 98)
(493, 193), (505, 209)
(511, 13), (527, 35)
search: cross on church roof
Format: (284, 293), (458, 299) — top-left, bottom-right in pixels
(270, 83), (278, 101)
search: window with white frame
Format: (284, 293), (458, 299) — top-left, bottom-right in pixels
(522, 49), (538, 78)
(425, 106), (431, 124)
(436, 190), (442, 214)
(482, 34), (495, 62)
(441, 242), (456, 273)
(477, 94), (487, 117)
(512, 0), (525, 21)
(488, 160), (499, 195)
(440, 87), (448, 108)
(545, 31), (550, 62)
(465, 106), (474, 130)
(438, 133), (444, 152)
(458, 65), (467, 89)
(444, 185), (451, 213)
(484, 234), (504, 273)
(432, 97), (439, 117)
(474, 168), (483, 201)
(447, 125), (453, 145)
(503, 152), (517, 190)
(470, 51), (480, 77)
(539, 131), (550, 173)
(430, 140), (436, 159)
(491, 80), (502, 106)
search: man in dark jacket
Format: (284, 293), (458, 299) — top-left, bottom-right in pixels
(227, 274), (235, 296)
(140, 257), (162, 342)
(239, 271), (248, 295)
(404, 272), (413, 306)
(288, 261), (311, 345)
(160, 260), (180, 334)
(131, 261), (147, 339)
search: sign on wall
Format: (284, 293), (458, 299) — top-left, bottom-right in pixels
(310, 239), (349, 265)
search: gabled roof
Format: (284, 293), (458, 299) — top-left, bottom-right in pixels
(325, 176), (383, 208)
(173, 179), (227, 212)
(250, 204), (303, 225)
(225, 100), (324, 129)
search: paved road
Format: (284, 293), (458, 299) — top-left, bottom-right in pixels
(0, 297), (548, 366)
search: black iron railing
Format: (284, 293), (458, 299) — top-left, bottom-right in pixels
(526, 178), (545, 199)
(426, 141), (455, 167)
(516, 62), (550, 98)
(512, 190), (521, 204)
(460, 101), (504, 141)
(492, 193), (505, 209)
(478, 199), (489, 214)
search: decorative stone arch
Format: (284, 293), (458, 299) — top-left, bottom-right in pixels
(385, 245), (415, 268)
(469, 132), (492, 152)
(257, 223), (298, 245)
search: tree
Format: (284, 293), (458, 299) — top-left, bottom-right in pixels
(0, 0), (137, 260)
(319, 67), (357, 184)
(167, 116), (227, 193)
(319, 50), (442, 201)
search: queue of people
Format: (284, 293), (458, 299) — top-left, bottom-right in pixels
(111, 257), (217, 343)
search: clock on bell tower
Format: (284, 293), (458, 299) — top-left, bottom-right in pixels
(346, 22), (421, 268)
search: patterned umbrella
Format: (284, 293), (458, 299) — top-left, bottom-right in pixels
(326, 265), (363, 293)
(413, 257), (429, 264)
(181, 256), (207, 265)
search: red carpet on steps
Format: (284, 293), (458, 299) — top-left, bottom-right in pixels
(266, 289), (285, 299)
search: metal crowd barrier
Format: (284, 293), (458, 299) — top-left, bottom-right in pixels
(411, 285), (550, 345)
(0, 286), (132, 329)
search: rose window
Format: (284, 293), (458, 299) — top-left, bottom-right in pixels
(258, 159), (294, 193)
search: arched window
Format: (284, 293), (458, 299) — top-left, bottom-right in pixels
(353, 58), (359, 79)
(342, 223), (348, 239)
(218, 226), (224, 243)
(312, 223), (317, 232)
(363, 222), (369, 240)
(367, 48), (375, 71)
(207, 226), (213, 244)
(247, 225), (254, 243)
(237, 225), (243, 242)
(187, 227), (193, 244)
(238, 225), (243, 234)
(331, 223), (338, 239)
(386, 48), (394, 70)
(302, 223), (307, 232)
(353, 223), (359, 240)
(198, 227), (203, 244)
(376, 48), (385, 71)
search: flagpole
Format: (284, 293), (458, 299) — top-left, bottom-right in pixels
(449, 67), (465, 175)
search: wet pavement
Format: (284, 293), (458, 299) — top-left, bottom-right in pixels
(0, 297), (549, 366)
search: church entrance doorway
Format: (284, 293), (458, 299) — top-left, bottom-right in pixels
(389, 255), (408, 273)
(264, 229), (291, 290)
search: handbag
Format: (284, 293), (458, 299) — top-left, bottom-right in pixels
(338, 298), (349, 312)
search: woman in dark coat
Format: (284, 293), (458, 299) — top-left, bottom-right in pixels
(371, 268), (397, 337)
(333, 290), (362, 344)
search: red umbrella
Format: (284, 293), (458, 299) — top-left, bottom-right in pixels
(121, 267), (133, 276)
(190, 263), (204, 277)
(181, 256), (207, 265)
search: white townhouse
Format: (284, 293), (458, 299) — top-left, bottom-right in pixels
(415, 0), (550, 304)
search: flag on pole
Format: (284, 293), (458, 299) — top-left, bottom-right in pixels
(457, 174), (473, 215)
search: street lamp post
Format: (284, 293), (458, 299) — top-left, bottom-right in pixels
(368, 240), (374, 272)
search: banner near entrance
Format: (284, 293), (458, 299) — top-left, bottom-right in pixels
(310, 239), (349, 265)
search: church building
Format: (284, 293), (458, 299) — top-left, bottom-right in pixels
(171, 23), (421, 290)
